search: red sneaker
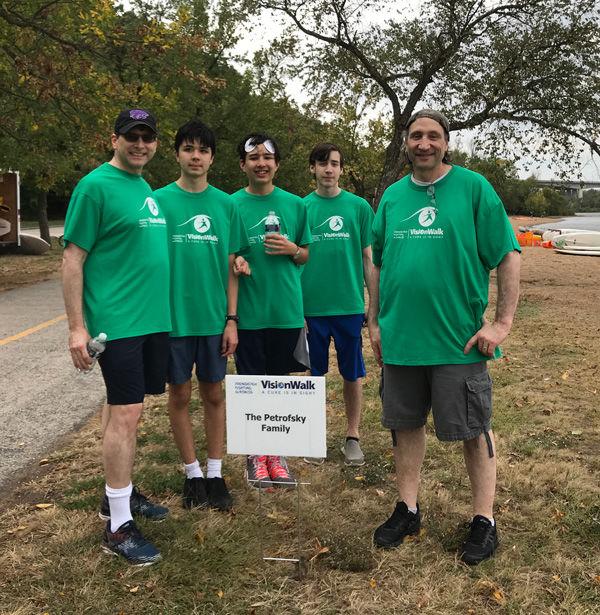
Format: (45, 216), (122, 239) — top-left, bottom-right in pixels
(266, 456), (297, 489)
(246, 455), (273, 490)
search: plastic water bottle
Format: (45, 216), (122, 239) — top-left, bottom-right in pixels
(264, 211), (280, 234)
(84, 332), (107, 373)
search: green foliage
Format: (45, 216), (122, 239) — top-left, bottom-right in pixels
(578, 189), (600, 212)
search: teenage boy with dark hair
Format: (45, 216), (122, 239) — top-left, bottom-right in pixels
(154, 119), (248, 511)
(231, 132), (312, 489)
(301, 143), (375, 466)
(63, 108), (171, 565)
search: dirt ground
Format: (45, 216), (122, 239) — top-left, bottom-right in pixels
(0, 238), (63, 292)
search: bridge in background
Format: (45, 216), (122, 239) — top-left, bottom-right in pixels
(535, 179), (600, 199)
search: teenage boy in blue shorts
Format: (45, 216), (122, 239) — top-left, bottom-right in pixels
(301, 143), (375, 465)
(155, 120), (248, 512)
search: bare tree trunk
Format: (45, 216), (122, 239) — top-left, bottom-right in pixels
(374, 123), (405, 210)
(36, 191), (51, 244)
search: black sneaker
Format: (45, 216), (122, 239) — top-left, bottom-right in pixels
(206, 477), (233, 511)
(182, 477), (209, 509)
(102, 520), (161, 566)
(460, 515), (499, 565)
(99, 486), (170, 521)
(373, 501), (421, 549)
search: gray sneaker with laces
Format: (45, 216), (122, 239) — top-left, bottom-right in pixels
(341, 438), (365, 466)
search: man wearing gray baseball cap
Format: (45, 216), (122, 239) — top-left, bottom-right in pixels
(368, 109), (521, 564)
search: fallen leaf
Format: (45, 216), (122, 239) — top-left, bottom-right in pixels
(216, 589), (224, 598)
(492, 589), (506, 605)
(38, 459), (50, 466)
(593, 575), (600, 585)
(571, 430), (582, 436)
(514, 400), (524, 408)
(354, 476), (365, 481)
(375, 489), (385, 497)
(129, 585), (139, 593)
(553, 509), (565, 519)
(552, 575), (561, 582)
(34, 503), (53, 510)
(369, 578), (377, 589)
(561, 370), (569, 380)
(195, 529), (205, 544)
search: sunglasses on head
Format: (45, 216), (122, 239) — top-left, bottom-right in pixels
(120, 132), (157, 143)
(244, 138), (275, 154)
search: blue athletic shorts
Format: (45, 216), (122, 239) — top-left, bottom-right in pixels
(167, 335), (226, 385)
(305, 314), (366, 381)
(98, 332), (169, 405)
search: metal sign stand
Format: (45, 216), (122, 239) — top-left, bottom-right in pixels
(257, 478), (311, 577)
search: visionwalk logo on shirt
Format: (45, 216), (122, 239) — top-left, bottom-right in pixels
(171, 214), (219, 244)
(393, 206), (444, 240)
(312, 215), (350, 241)
(138, 197), (166, 228)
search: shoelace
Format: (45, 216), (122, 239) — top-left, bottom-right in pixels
(266, 456), (291, 479)
(251, 455), (270, 480)
(468, 518), (492, 543)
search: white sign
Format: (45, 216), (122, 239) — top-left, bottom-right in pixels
(225, 375), (326, 457)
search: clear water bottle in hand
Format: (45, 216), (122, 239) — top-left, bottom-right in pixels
(264, 211), (280, 234)
(83, 332), (107, 373)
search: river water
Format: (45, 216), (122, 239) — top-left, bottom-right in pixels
(535, 213), (600, 232)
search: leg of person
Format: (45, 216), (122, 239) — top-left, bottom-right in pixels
(196, 334), (232, 511)
(167, 336), (208, 509)
(333, 314), (367, 465)
(373, 364), (429, 548)
(235, 329), (272, 490)
(97, 335), (163, 565)
(264, 328), (306, 488)
(303, 316), (331, 464)
(430, 362), (498, 565)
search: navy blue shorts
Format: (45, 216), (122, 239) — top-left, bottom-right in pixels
(167, 335), (227, 384)
(98, 332), (169, 406)
(235, 328), (306, 375)
(306, 314), (366, 381)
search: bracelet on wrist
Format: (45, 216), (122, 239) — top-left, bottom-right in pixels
(225, 314), (239, 323)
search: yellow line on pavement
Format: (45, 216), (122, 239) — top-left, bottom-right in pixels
(0, 314), (67, 346)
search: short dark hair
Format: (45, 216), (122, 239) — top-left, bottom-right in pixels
(174, 119), (216, 155)
(309, 143), (344, 168)
(237, 133), (281, 163)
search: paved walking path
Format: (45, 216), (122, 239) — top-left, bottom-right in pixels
(0, 279), (105, 491)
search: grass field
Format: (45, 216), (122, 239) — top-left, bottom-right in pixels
(0, 244), (599, 614)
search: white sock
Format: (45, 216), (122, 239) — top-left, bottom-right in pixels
(477, 515), (495, 526)
(206, 458), (222, 479)
(407, 505), (418, 514)
(184, 459), (203, 479)
(106, 483), (133, 533)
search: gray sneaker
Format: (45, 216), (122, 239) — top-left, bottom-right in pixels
(341, 439), (365, 466)
(303, 457), (325, 465)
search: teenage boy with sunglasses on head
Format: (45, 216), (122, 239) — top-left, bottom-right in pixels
(154, 119), (248, 512)
(62, 108), (171, 566)
(231, 133), (312, 489)
(301, 143), (375, 466)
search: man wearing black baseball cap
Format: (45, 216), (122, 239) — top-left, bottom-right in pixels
(62, 108), (171, 565)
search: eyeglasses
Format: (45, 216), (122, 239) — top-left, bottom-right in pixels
(427, 184), (436, 208)
(244, 138), (275, 154)
(120, 132), (157, 143)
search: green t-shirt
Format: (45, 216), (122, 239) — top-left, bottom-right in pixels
(154, 182), (248, 337)
(372, 165), (520, 366)
(63, 162), (171, 341)
(232, 187), (312, 330)
(301, 189), (374, 316)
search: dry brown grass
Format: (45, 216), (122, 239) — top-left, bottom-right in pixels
(0, 238), (62, 291)
(1, 235), (599, 614)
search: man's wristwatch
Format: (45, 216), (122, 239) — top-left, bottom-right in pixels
(225, 314), (239, 323)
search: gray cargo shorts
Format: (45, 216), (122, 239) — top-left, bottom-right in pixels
(381, 362), (493, 445)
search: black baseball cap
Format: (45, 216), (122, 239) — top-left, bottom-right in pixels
(114, 108), (158, 135)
